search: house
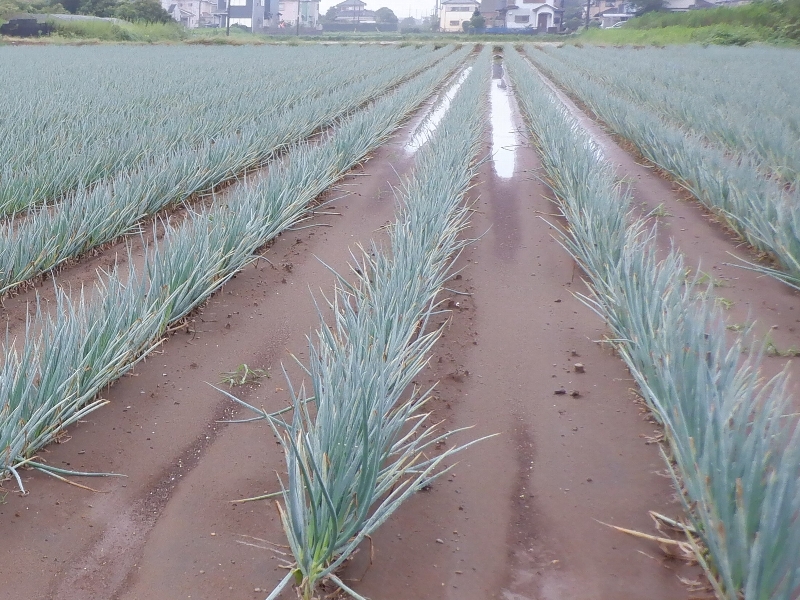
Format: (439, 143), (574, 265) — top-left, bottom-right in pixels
(439, 0), (480, 32)
(587, 0), (748, 23)
(278, 0), (321, 28)
(162, 0), (229, 27)
(332, 0), (377, 23)
(501, 0), (563, 31)
(165, 3), (197, 26)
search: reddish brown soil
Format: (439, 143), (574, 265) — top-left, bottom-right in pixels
(3, 62), (794, 600)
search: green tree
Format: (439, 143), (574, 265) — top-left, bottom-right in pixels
(114, 0), (170, 22)
(374, 6), (397, 23)
(321, 5), (337, 22)
(60, 0), (81, 12)
(469, 8), (484, 30)
(78, 0), (118, 17)
(399, 15), (415, 27)
(0, 0), (67, 16)
(632, 0), (664, 15)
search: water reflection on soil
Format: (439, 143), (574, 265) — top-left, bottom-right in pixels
(490, 64), (517, 180)
(405, 66), (473, 153)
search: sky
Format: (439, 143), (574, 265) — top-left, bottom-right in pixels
(318, 0), (440, 20)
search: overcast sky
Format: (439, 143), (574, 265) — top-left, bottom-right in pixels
(319, 0), (440, 20)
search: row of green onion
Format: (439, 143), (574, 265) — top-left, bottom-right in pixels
(507, 47), (800, 600)
(226, 47), (492, 600)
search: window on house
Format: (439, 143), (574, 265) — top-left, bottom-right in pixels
(449, 6), (472, 11)
(229, 0), (247, 5)
(229, 16), (252, 25)
(449, 19), (460, 24)
(514, 14), (529, 22)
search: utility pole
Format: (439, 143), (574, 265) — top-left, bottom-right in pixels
(585, 0), (590, 29)
(226, 0), (231, 35)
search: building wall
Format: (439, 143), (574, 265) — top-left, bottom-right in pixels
(439, 2), (478, 31)
(227, 0), (264, 29)
(278, 0), (320, 27)
(663, 0), (698, 10)
(279, 0), (298, 23)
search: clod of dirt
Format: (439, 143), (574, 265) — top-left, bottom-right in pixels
(554, 388), (567, 395)
(570, 390), (582, 398)
(574, 363), (585, 373)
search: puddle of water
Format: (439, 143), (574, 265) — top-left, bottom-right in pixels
(405, 66), (473, 153)
(492, 62), (504, 80)
(490, 71), (517, 180)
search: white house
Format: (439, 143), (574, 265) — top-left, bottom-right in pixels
(502, 0), (561, 30)
(163, 0), (225, 27)
(333, 0), (376, 22)
(439, 0), (480, 32)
